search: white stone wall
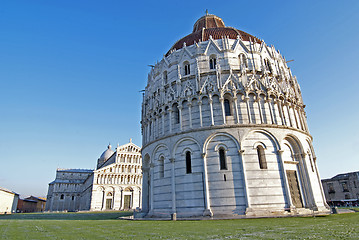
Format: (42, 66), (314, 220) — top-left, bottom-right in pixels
(0, 189), (18, 214)
(46, 142), (143, 212)
(90, 143), (142, 211)
(141, 26), (329, 218)
(45, 169), (93, 212)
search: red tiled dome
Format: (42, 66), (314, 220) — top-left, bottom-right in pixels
(166, 14), (261, 56)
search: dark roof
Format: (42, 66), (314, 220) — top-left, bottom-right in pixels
(322, 171), (359, 181)
(166, 14), (261, 57)
(26, 196), (46, 202)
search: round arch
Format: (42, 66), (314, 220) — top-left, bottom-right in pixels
(203, 132), (241, 154)
(172, 137), (201, 158)
(241, 129), (280, 151)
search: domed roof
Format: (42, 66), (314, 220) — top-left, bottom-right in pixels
(99, 144), (114, 163)
(166, 13), (261, 56)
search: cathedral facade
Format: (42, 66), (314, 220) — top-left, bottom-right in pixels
(140, 13), (329, 218)
(45, 141), (142, 211)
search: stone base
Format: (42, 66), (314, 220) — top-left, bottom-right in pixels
(203, 209), (213, 217)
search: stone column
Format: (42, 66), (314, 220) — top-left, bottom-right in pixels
(233, 96), (240, 124)
(198, 100), (203, 127)
(168, 109), (173, 133)
(139, 190), (142, 209)
(149, 163), (154, 213)
(277, 150), (294, 210)
(220, 97), (226, 124)
(278, 100), (286, 125)
(238, 150), (251, 213)
(244, 96), (251, 124)
(293, 105), (299, 129)
(313, 156), (330, 208)
(299, 153), (315, 209)
(296, 107), (305, 131)
(120, 189), (123, 210)
(209, 96), (215, 126)
(178, 105), (183, 131)
(161, 111), (165, 135)
(155, 115), (160, 138)
(266, 98), (274, 124)
(169, 158), (177, 214)
(201, 153), (213, 216)
(301, 110), (309, 132)
(285, 102), (293, 127)
(188, 102), (193, 128)
(131, 190), (134, 209)
(256, 97), (263, 124)
(101, 190), (105, 210)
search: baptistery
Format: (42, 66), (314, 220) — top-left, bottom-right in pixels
(140, 13), (329, 218)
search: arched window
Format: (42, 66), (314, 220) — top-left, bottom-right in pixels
(209, 56), (217, 69)
(224, 99), (231, 116)
(163, 71), (168, 84)
(219, 148), (227, 170)
(239, 54), (248, 68)
(186, 151), (192, 174)
(173, 105), (180, 124)
(159, 156), (164, 178)
(184, 62), (190, 75)
(60, 194), (64, 200)
(264, 59), (272, 73)
(257, 146), (267, 169)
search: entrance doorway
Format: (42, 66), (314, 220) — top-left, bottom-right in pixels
(286, 170), (303, 208)
(124, 195), (131, 209)
(106, 199), (112, 209)
(105, 192), (113, 209)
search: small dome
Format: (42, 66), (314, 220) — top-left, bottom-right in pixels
(99, 144), (114, 163)
(166, 13), (261, 57)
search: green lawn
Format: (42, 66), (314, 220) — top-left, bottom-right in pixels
(0, 211), (358, 239)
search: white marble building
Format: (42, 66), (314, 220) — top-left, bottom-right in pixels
(46, 141), (142, 211)
(139, 13), (329, 218)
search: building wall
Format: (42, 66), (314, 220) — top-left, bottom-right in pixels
(141, 17), (329, 218)
(0, 189), (18, 214)
(45, 142), (142, 212)
(45, 169), (93, 212)
(90, 143), (142, 211)
(322, 172), (359, 204)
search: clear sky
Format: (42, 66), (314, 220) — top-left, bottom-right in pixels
(0, 0), (358, 198)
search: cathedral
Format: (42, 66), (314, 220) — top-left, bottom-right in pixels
(45, 140), (142, 211)
(139, 13), (330, 218)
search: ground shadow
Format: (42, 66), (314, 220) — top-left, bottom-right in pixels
(0, 211), (132, 220)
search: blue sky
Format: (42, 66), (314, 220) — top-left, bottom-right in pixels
(0, 0), (358, 197)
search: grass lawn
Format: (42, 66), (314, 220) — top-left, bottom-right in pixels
(1, 211), (359, 239)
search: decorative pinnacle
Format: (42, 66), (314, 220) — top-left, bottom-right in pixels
(206, 9), (209, 15)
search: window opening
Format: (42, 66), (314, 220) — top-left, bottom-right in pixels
(257, 146), (267, 169)
(186, 151), (192, 174)
(184, 63), (190, 75)
(219, 148), (227, 170)
(159, 156), (164, 178)
(209, 57), (217, 69)
(239, 54), (248, 68)
(224, 99), (231, 116)
(174, 106), (180, 124)
(163, 71), (168, 84)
